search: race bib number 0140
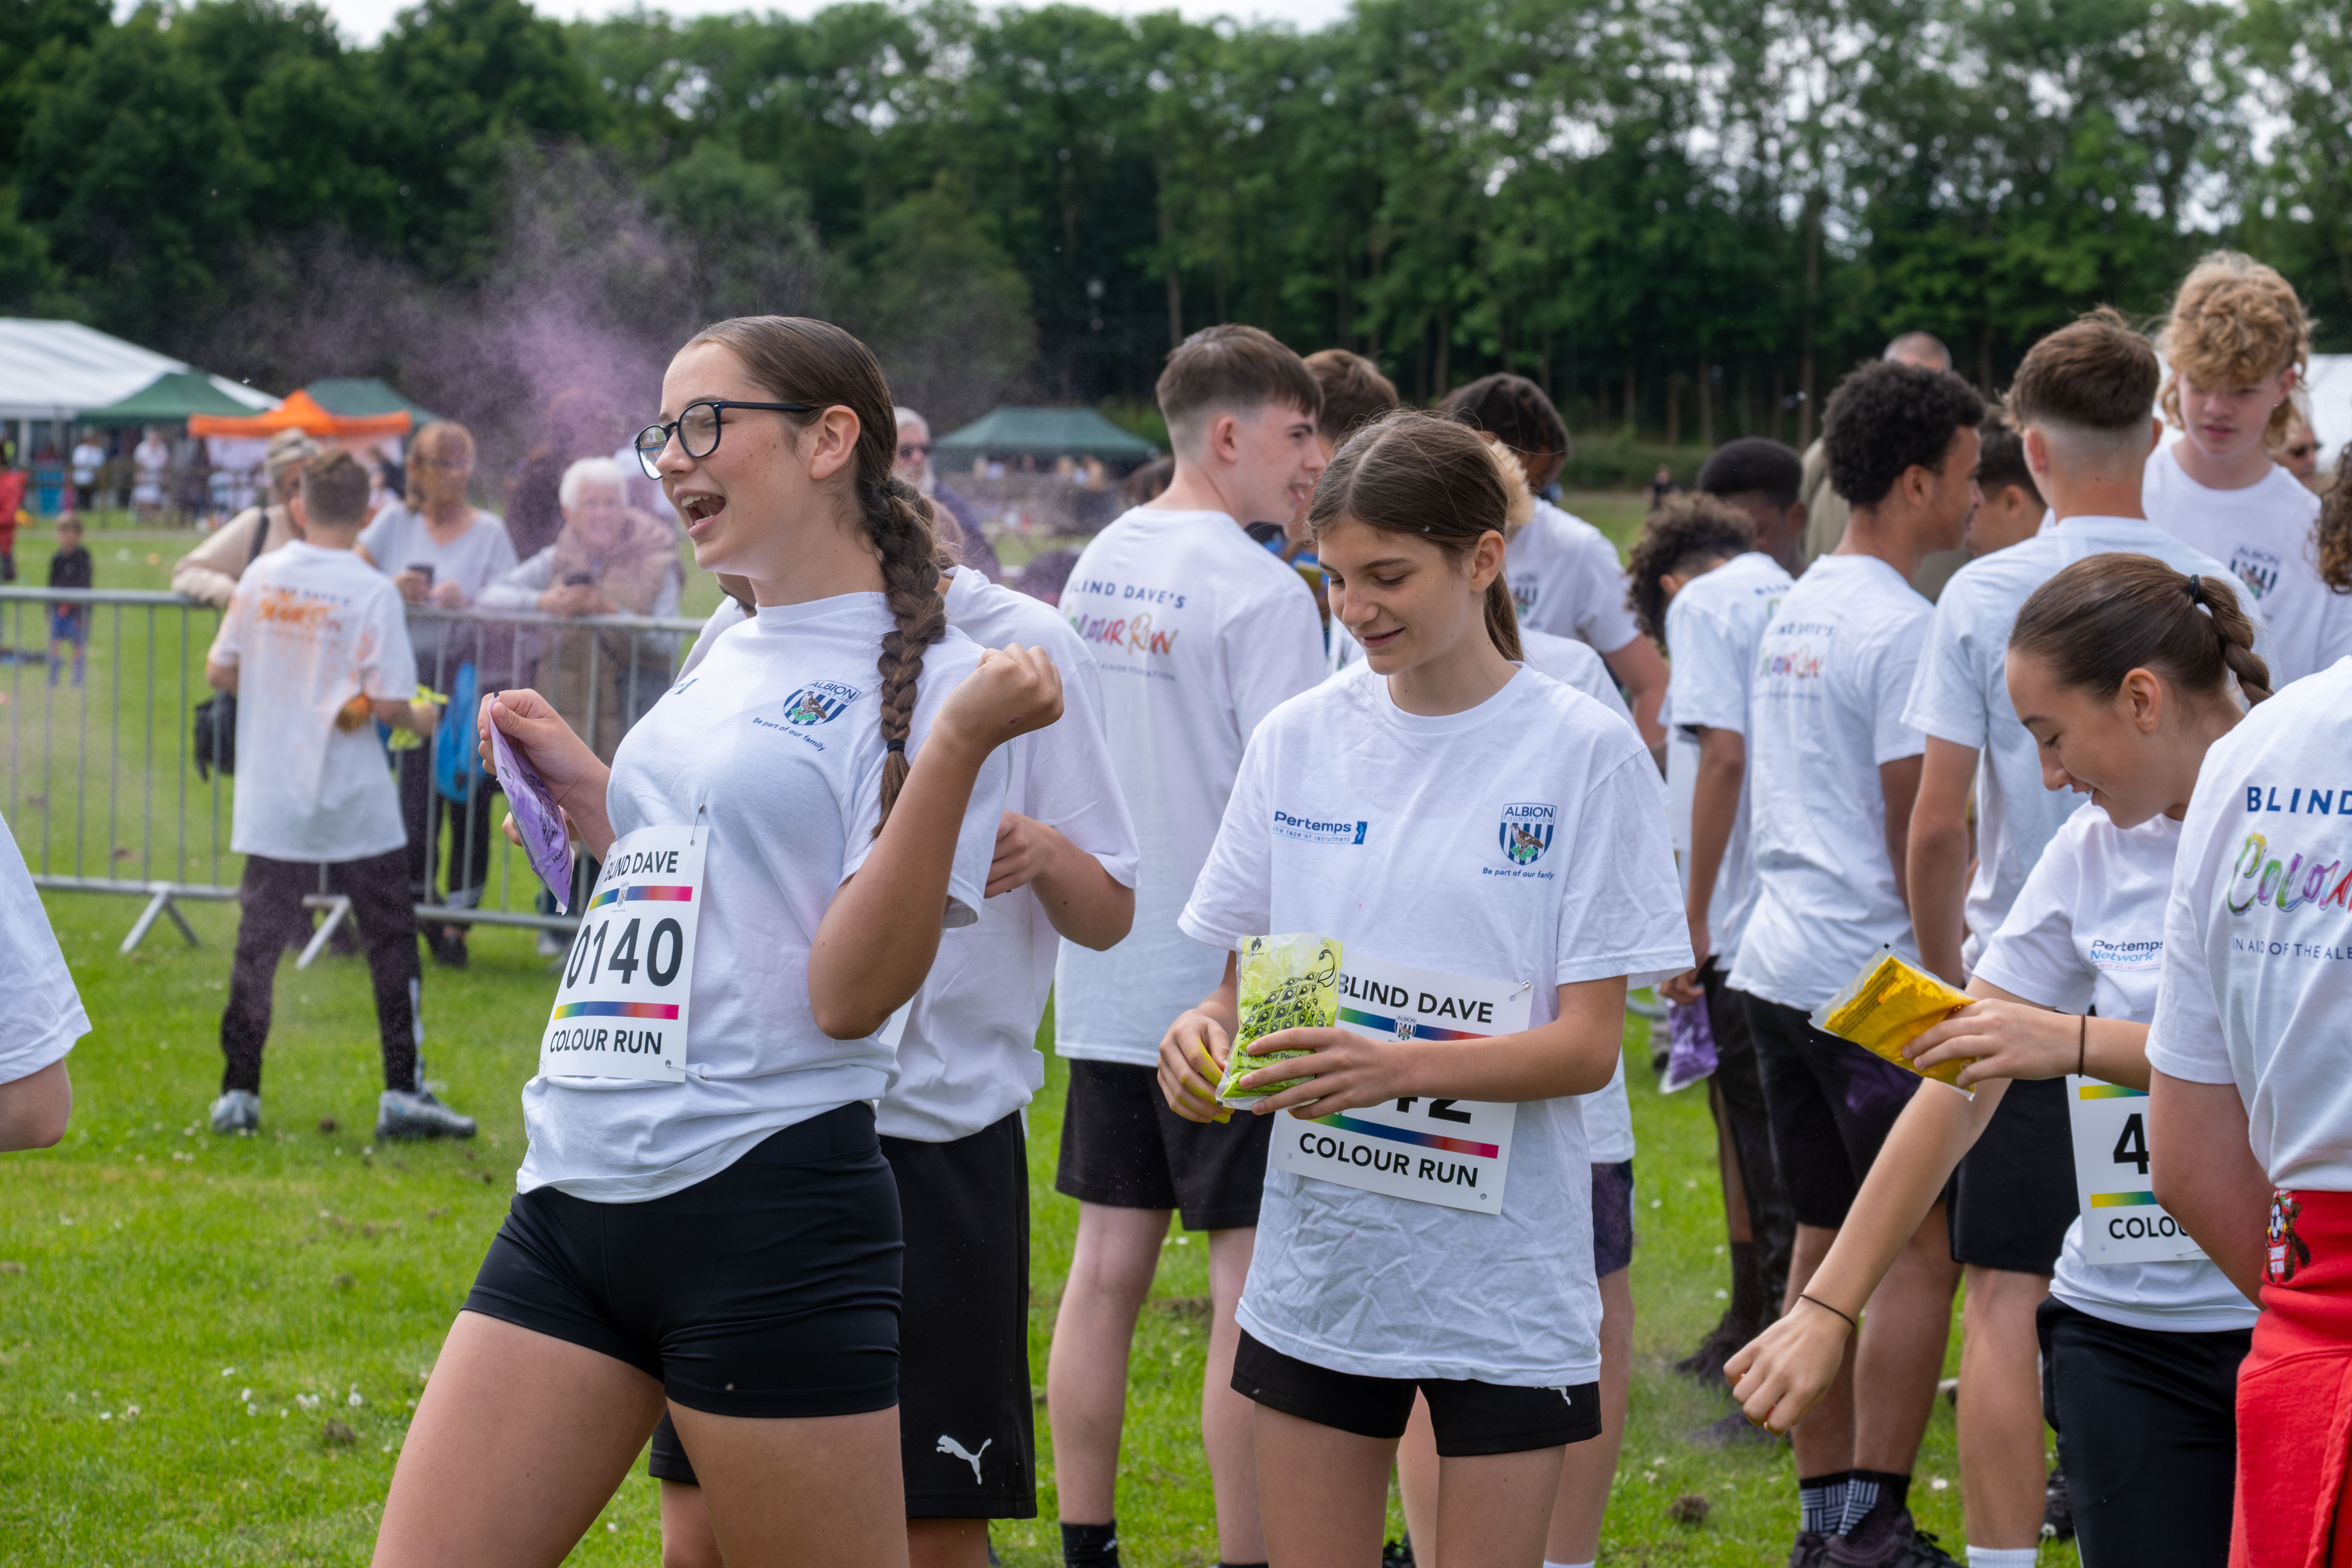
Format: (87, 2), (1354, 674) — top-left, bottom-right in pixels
(1269, 955), (1532, 1214)
(2066, 1074), (2205, 1263)
(538, 825), (705, 1083)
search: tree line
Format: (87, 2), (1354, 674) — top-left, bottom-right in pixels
(6, 0), (2350, 450)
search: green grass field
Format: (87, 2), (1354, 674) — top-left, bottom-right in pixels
(0, 902), (2078, 1565)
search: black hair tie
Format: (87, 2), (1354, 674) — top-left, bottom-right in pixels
(2186, 574), (2207, 608)
(884, 738), (906, 753)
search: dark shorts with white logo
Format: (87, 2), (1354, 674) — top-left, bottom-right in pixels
(648, 1112), (1037, 1519)
(1055, 1058), (1274, 1231)
(1232, 1329), (1603, 1456)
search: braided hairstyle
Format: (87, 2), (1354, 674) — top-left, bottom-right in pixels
(2011, 553), (2272, 708)
(688, 317), (946, 830)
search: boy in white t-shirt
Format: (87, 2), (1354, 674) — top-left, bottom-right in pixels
(2143, 251), (2350, 688)
(1047, 324), (1327, 1568)
(202, 452), (466, 1144)
(1901, 309), (2258, 1563)
(1441, 374), (1671, 746)
(1727, 360), (1983, 1568)
(0, 811), (83, 1150)
(1631, 464), (1800, 1399)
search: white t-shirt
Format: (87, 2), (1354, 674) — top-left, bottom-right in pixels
(1728, 554), (1930, 1013)
(70, 443), (102, 485)
(207, 542), (416, 864)
(1331, 619), (1641, 1161)
(1505, 499), (1640, 655)
(2144, 441), (2349, 690)
(0, 814), (87, 1084)
(1972, 802), (2256, 1334)
(1906, 516), (2254, 969)
(2147, 656), (2352, 1191)
(355, 505), (520, 670)
(1181, 662), (1689, 1384)
(884, 568), (1139, 1142)
(1661, 552), (1793, 967)
(516, 594), (1008, 1202)
(1052, 507), (1326, 1067)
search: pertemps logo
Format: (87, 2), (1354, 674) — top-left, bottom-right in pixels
(1499, 802), (1555, 865)
(780, 681), (861, 727)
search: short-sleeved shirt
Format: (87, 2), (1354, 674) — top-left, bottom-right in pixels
(0, 812), (87, 1084)
(516, 594), (1008, 1202)
(207, 542), (417, 863)
(1506, 500), (1640, 655)
(2146, 655), (2352, 1191)
(1904, 515), (2255, 969)
(1181, 662), (1688, 1385)
(1727, 554), (1931, 1013)
(355, 504), (519, 671)
(1051, 507), (1326, 1068)
(1973, 803), (2256, 1333)
(2144, 442), (2348, 691)
(1661, 551), (1793, 966)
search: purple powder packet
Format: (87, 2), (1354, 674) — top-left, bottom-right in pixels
(1660, 997), (1720, 1093)
(490, 719), (573, 913)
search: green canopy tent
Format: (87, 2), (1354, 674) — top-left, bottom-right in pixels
(931, 406), (1159, 466)
(301, 377), (441, 426)
(81, 371), (264, 425)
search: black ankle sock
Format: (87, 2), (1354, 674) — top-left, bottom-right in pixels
(1799, 1471), (1850, 1537)
(1061, 1521), (1119, 1568)
(1843, 1469), (1909, 1533)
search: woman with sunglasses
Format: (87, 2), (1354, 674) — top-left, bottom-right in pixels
(372, 317), (1063, 1568)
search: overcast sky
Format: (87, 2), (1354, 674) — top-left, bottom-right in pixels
(311, 0), (1352, 46)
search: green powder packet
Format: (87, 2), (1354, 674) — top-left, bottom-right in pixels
(1216, 933), (1343, 1109)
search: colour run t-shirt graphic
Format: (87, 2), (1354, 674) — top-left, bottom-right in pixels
(1052, 507), (1326, 1071)
(2150, 655), (2352, 1195)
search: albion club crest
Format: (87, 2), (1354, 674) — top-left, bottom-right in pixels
(1499, 802), (1556, 866)
(780, 681), (861, 727)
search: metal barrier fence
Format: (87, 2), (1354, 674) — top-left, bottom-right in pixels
(0, 586), (706, 958)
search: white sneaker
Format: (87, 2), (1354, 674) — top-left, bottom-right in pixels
(375, 1088), (477, 1141)
(209, 1090), (260, 1134)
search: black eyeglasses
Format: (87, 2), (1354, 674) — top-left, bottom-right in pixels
(634, 400), (815, 478)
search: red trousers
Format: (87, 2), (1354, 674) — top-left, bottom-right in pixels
(2237, 1190), (2352, 1567)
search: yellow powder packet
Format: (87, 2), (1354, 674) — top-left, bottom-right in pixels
(1216, 933), (1343, 1109)
(1812, 952), (1977, 1094)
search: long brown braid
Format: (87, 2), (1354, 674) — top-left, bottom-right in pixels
(687, 316), (947, 830)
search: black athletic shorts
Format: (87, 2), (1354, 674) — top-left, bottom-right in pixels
(649, 1112), (1038, 1520)
(1745, 993), (1944, 1230)
(1232, 1329), (1601, 1457)
(462, 1102), (900, 1420)
(2038, 1297), (2249, 1568)
(1592, 1160), (1635, 1278)
(1950, 1075), (2078, 1273)
(1055, 1058), (1272, 1231)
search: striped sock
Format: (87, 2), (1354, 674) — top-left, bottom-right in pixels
(1799, 1471), (1850, 1537)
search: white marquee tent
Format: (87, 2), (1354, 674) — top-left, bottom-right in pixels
(0, 317), (275, 424)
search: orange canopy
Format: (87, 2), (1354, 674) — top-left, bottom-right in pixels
(188, 388), (410, 439)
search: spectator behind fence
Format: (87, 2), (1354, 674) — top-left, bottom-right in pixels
(479, 456), (681, 762)
(201, 451), (473, 1143)
(895, 405), (1003, 579)
(0, 467), (23, 582)
(68, 430), (103, 516)
(132, 427), (169, 521)
(172, 429), (320, 607)
(0, 809), (84, 1151)
(505, 388), (629, 562)
(47, 518), (90, 688)
(357, 420), (518, 970)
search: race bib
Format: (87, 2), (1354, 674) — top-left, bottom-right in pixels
(1269, 955), (1533, 1214)
(538, 825), (705, 1083)
(2067, 1075), (2205, 1263)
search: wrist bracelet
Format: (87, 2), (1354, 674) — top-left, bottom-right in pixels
(2077, 1013), (2088, 1078)
(1799, 1292), (1859, 1331)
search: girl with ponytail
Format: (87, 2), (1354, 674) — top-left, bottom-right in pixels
(1156, 409), (1690, 1566)
(1729, 554), (2266, 1567)
(375, 318), (1063, 1567)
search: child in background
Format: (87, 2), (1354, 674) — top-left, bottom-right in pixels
(2144, 250), (2348, 688)
(46, 517), (90, 688)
